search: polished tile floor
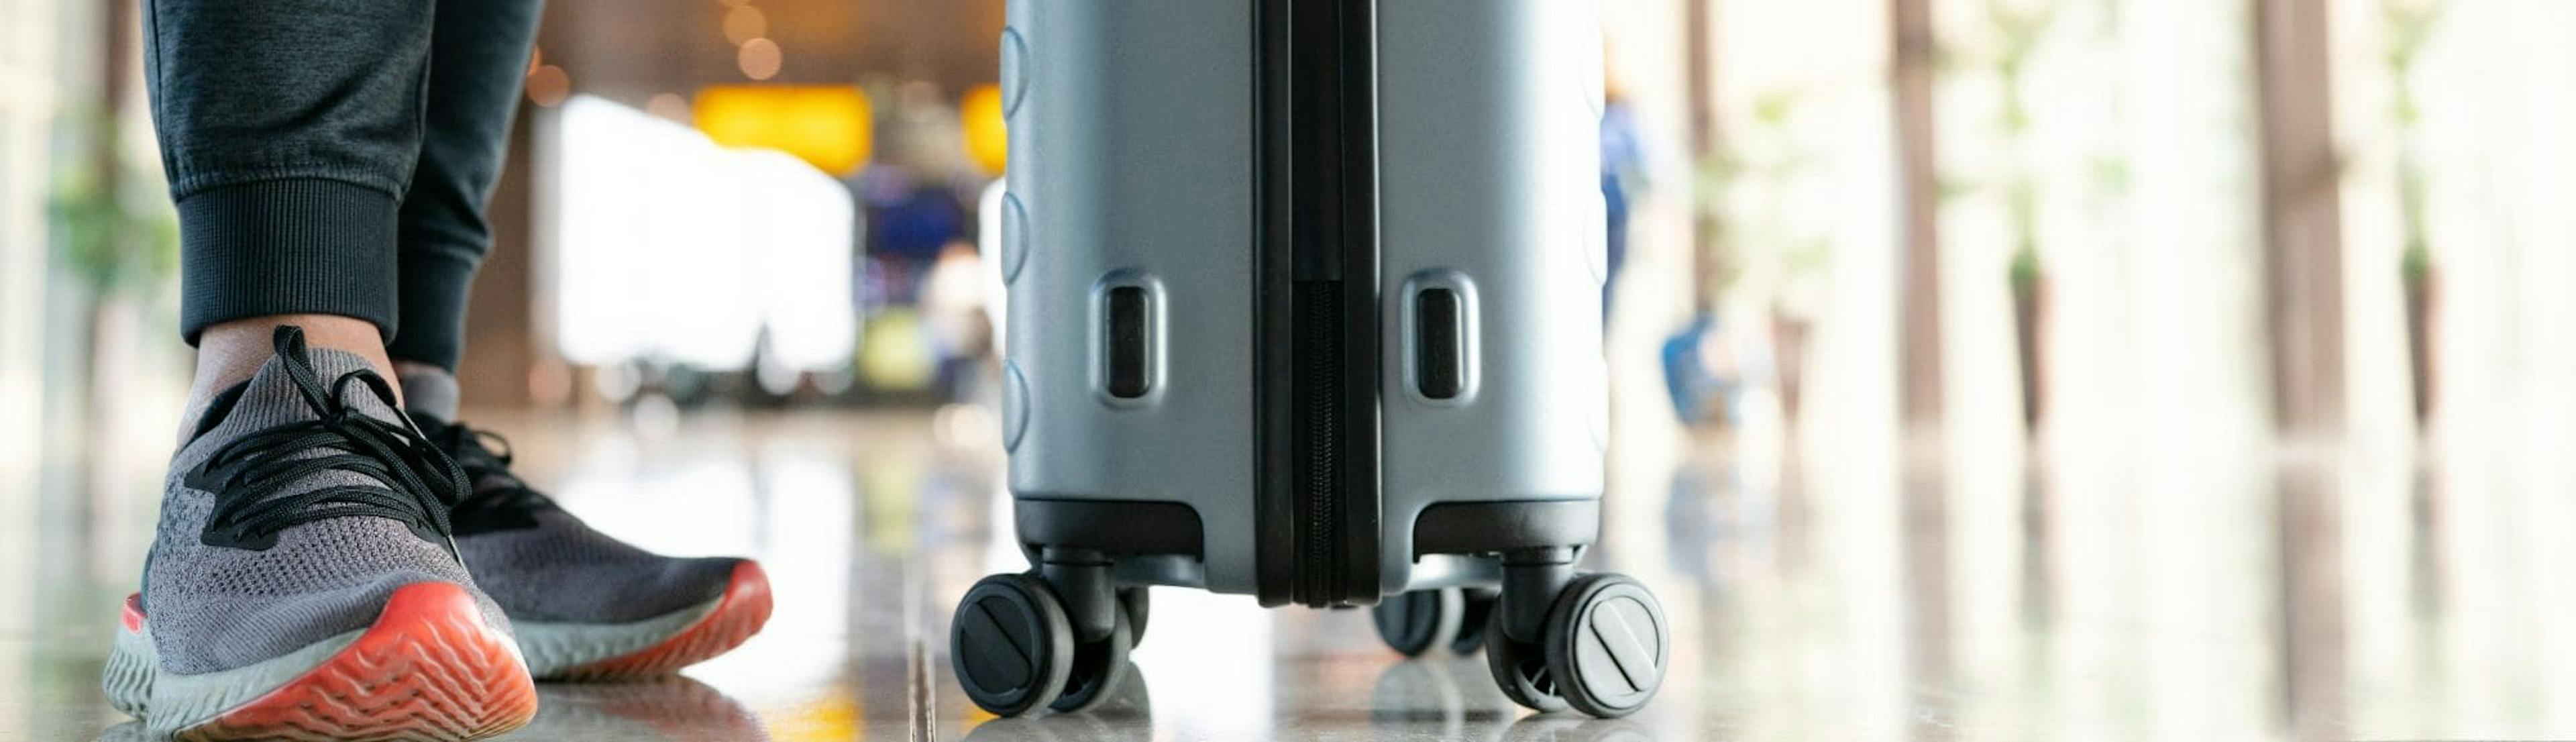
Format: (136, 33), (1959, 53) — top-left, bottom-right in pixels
(6, 407), (2574, 740)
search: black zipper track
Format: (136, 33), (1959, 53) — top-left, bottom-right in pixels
(1254, 0), (1379, 608)
(1295, 281), (1344, 602)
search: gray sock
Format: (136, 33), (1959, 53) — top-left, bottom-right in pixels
(402, 366), (462, 421)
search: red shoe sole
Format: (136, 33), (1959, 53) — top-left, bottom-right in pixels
(175, 582), (538, 742)
(553, 561), (774, 680)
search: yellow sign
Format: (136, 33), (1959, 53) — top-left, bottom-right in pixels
(961, 83), (1008, 176)
(694, 85), (873, 176)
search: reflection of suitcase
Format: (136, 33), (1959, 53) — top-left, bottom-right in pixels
(951, 0), (1668, 718)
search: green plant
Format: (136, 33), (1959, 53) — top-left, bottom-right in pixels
(1689, 146), (1746, 295)
(49, 115), (177, 295)
(2010, 237), (2043, 292)
(2383, 0), (2445, 278)
(1698, 87), (1829, 315)
(1984, 0), (2057, 282)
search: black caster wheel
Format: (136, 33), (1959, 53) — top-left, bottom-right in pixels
(1118, 587), (1149, 650)
(952, 574), (1075, 717)
(1542, 573), (1669, 718)
(1483, 607), (1568, 712)
(1451, 588), (1499, 655)
(1049, 604), (1135, 713)
(1373, 588), (1466, 657)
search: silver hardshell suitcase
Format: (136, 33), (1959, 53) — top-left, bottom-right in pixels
(950, 0), (1669, 719)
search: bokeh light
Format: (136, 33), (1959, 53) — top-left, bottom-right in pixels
(525, 64), (570, 107)
(645, 92), (692, 123)
(737, 38), (782, 81)
(721, 5), (767, 46)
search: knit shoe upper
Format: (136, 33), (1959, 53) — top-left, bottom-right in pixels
(142, 326), (512, 676)
(419, 415), (741, 625)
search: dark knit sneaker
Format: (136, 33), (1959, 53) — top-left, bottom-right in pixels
(102, 327), (537, 741)
(414, 413), (773, 680)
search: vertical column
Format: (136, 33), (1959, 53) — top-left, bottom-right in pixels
(2252, 0), (2346, 436)
(0, 7), (64, 736)
(1888, 2), (1953, 727)
(1684, 0), (1720, 316)
(2251, 1), (2346, 737)
(1890, 0), (1942, 434)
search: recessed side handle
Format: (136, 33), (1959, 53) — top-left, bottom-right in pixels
(1105, 286), (1151, 399)
(1416, 288), (1463, 400)
(1399, 270), (1480, 406)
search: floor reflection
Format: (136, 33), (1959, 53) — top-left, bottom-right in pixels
(957, 663), (1150, 742)
(6, 407), (2576, 740)
(521, 678), (770, 741)
(2276, 460), (2346, 739)
(89, 678), (766, 742)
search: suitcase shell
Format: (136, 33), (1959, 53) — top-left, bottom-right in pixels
(999, 0), (1607, 603)
(963, 0), (1664, 719)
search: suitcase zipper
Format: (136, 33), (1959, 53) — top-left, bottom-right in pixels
(1296, 280), (1346, 604)
(1256, 0), (1381, 608)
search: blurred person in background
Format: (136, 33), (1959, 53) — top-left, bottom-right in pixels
(920, 240), (998, 401)
(1601, 80), (1648, 322)
(858, 78), (975, 311)
(105, 1), (771, 738)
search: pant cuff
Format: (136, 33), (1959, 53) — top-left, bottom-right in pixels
(178, 178), (400, 346)
(387, 246), (479, 372)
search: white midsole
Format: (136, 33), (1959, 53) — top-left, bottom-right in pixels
(105, 621), (363, 735)
(511, 596), (724, 678)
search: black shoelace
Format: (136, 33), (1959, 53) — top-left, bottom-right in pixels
(186, 327), (470, 553)
(417, 416), (558, 534)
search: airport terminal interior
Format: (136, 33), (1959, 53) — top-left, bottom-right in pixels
(8, 0), (2576, 739)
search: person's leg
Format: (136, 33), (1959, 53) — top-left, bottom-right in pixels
(152, 0), (426, 416)
(189, 315), (392, 424)
(113, 1), (536, 738)
(386, 0), (543, 413)
(384, 0), (774, 679)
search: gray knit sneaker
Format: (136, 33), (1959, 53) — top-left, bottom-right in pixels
(415, 414), (773, 680)
(101, 326), (537, 741)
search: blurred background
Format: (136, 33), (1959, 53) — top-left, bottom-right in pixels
(7, 0), (2576, 739)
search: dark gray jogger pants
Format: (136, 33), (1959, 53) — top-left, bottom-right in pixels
(146, 0), (543, 371)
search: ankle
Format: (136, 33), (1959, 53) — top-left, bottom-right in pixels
(182, 315), (398, 435)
